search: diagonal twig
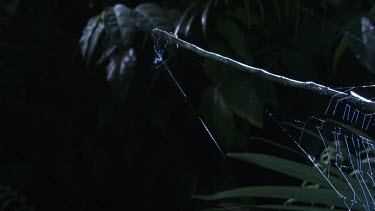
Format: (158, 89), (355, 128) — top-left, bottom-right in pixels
(152, 28), (375, 112)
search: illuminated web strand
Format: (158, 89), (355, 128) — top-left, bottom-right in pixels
(334, 85), (375, 90)
(152, 25), (375, 210)
(362, 141), (375, 195)
(153, 37), (226, 157)
(155, 48), (375, 210)
(154, 47), (375, 209)
(152, 29), (375, 113)
(264, 108), (354, 206)
(331, 96), (375, 209)
(314, 118), (332, 178)
(154, 49), (181, 70)
(344, 135), (370, 209)
(264, 88), (375, 210)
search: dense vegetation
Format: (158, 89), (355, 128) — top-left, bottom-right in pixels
(0, 0), (374, 210)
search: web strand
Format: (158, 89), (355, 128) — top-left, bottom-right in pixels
(152, 35), (226, 157)
(151, 41), (375, 210)
(152, 22), (375, 210)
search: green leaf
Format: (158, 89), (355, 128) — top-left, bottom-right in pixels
(0, 0), (22, 16)
(204, 203), (347, 211)
(193, 186), (346, 208)
(283, 122), (331, 145)
(227, 153), (353, 194)
(283, 121), (335, 157)
(103, 4), (136, 47)
(201, 0), (214, 37)
(174, 1), (200, 35)
(133, 3), (172, 32)
(250, 137), (304, 157)
(253, 204), (346, 211)
(80, 16), (105, 64)
(347, 17), (375, 73)
(88, 22), (105, 64)
(362, 157), (375, 164)
(106, 48), (137, 98)
(216, 18), (248, 57)
(287, 120), (374, 199)
(204, 59), (264, 128)
(221, 75), (264, 128)
(327, 119), (374, 141)
(283, 121), (355, 161)
(80, 17), (97, 58)
(97, 45), (117, 65)
(199, 86), (235, 147)
(184, 10), (198, 37)
(332, 35), (348, 72)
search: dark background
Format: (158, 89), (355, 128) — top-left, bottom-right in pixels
(0, 0), (374, 210)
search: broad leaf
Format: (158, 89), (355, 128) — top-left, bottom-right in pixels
(80, 16), (105, 64)
(327, 119), (374, 141)
(347, 17), (375, 73)
(332, 35), (348, 72)
(252, 204), (346, 211)
(283, 122), (332, 146)
(0, 0), (22, 16)
(249, 137), (304, 156)
(201, 0), (214, 37)
(106, 48), (137, 98)
(283, 120), (334, 157)
(204, 59), (264, 128)
(97, 45), (117, 65)
(216, 17), (248, 57)
(103, 4), (136, 47)
(80, 17), (97, 58)
(199, 86), (235, 147)
(227, 153), (353, 194)
(133, 3), (172, 32)
(221, 76), (264, 128)
(194, 186), (346, 208)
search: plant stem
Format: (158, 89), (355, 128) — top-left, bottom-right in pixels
(152, 28), (375, 112)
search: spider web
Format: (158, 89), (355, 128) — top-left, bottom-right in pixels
(283, 89), (375, 210)
(152, 32), (375, 210)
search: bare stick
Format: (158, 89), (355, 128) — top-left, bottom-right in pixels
(152, 29), (375, 112)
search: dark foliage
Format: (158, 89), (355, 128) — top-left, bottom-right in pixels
(0, 0), (374, 210)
